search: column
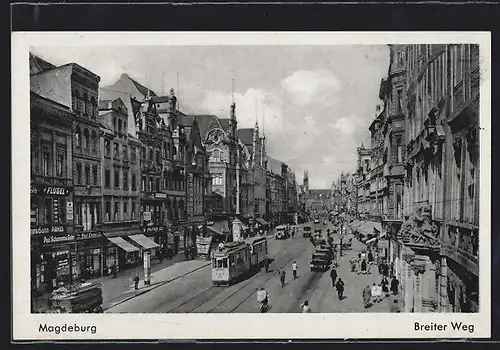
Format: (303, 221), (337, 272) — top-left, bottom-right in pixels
(52, 131), (57, 174)
(413, 269), (423, 313)
(439, 257), (449, 312)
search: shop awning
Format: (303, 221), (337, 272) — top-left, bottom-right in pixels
(357, 221), (382, 236)
(108, 237), (140, 253)
(128, 234), (160, 250)
(255, 218), (269, 226)
(364, 231), (387, 245)
(207, 220), (231, 235)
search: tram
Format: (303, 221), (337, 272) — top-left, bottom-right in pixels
(211, 237), (269, 286)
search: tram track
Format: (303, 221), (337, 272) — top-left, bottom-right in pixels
(164, 238), (308, 313)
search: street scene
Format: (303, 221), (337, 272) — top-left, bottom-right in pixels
(29, 43), (480, 314)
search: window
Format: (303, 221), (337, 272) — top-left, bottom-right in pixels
(149, 148), (153, 161)
(114, 201), (120, 221)
(82, 93), (88, 115)
(123, 145), (128, 160)
(42, 149), (51, 176)
(90, 97), (96, 118)
(141, 176), (146, 191)
(141, 147), (146, 160)
(76, 163), (82, 184)
(91, 131), (97, 152)
(85, 165), (90, 185)
(212, 149), (221, 162)
(396, 136), (403, 163)
(131, 147), (137, 162)
(124, 201), (129, 220)
(156, 178), (160, 192)
(92, 165), (98, 186)
(123, 171), (128, 190)
(454, 45), (464, 86)
(105, 140), (110, 156)
(56, 152), (65, 179)
(212, 173), (223, 186)
(397, 51), (405, 66)
(132, 174), (137, 190)
(156, 150), (160, 164)
(114, 142), (119, 159)
(114, 171), (120, 188)
(105, 202), (111, 222)
(148, 178), (153, 192)
(83, 129), (89, 150)
(105, 170), (110, 188)
(75, 127), (81, 148)
(118, 120), (122, 135)
(114, 117), (117, 132)
(132, 202), (136, 219)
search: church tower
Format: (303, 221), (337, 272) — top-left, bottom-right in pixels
(303, 170), (309, 196)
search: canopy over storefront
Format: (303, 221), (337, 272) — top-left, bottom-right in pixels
(255, 218), (269, 226)
(108, 237), (139, 253)
(365, 231), (387, 245)
(356, 221), (382, 236)
(128, 234), (160, 250)
(207, 220), (231, 235)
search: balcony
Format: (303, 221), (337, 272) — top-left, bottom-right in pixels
(32, 175), (73, 187)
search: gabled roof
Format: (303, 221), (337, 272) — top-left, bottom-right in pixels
(191, 115), (215, 139)
(266, 156), (283, 175)
(103, 73), (156, 102)
(99, 87), (138, 137)
(237, 128), (254, 146)
(29, 53), (56, 75)
(218, 118), (231, 132)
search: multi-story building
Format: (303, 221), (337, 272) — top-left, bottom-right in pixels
(98, 97), (142, 272)
(236, 128), (256, 226)
(306, 189), (331, 216)
(355, 144), (372, 218)
(386, 44), (479, 313)
(266, 156), (285, 226)
(284, 167), (298, 224)
(30, 55), (103, 291)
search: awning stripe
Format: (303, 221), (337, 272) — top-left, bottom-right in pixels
(108, 237), (140, 253)
(128, 234), (160, 250)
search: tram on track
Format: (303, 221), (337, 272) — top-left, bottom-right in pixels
(211, 237), (269, 286)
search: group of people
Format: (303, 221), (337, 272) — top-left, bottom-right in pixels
(279, 261), (299, 287)
(362, 275), (400, 309)
(349, 249), (376, 275)
(330, 267), (345, 300)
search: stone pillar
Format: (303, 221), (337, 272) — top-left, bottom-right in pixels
(413, 270), (423, 313)
(232, 218), (243, 242)
(439, 256), (449, 312)
(404, 261), (414, 312)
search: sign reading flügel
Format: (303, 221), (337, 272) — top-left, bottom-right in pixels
(144, 226), (163, 233)
(43, 186), (69, 196)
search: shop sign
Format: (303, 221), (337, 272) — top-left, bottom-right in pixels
(31, 184), (38, 195)
(154, 193), (166, 199)
(143, 226), (163, 234)
(143, 211), (152, 221)
(53, 198), (60, 222)
(31, 209), (37, 224)
(31, 225), (65, 235)
(42, 186), (69, 196)
(76, 232), (102, 240)
(66, 201), (74, 221)
(42, 233), (75, 244)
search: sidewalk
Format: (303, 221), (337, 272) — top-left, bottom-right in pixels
(34, 254), (211, 312)
(311, 238), (400, 313)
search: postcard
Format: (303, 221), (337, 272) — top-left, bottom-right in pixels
(12, 31), (491, 340)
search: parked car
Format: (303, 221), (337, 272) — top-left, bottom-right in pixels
(275, 225), (290, 240)
(313, 218), (320, 224)
(302, 225), (312, 238)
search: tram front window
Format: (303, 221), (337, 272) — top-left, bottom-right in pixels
(215, 257), (228, 268)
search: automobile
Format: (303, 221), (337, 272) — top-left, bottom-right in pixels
(275, 225), (290, 240)
(310, 251), (331, 271)
(313, 219), (320, 224)
(323, 220), (328, 225)
(302, 225), (312, 238)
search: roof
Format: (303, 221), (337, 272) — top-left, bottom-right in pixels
(218, 118), (231, 132)
(30, 65), (73, 109)
(29, 53), (56, 75)
(188, 115), (217, 139)
(237, 128), (254, 146)
(99, 87), (138, 137)
(102, 73), (156, 102)
(266, 156), (283, 175)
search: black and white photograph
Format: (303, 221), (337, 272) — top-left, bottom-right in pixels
(12, 32), (491, 339)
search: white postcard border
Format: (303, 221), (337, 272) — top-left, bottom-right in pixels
(12, 31), (491, 340)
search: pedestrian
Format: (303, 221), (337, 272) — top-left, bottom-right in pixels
(381, 277), (389, 295)
(264, 258), (270, 272)
(367, 260), (372, 274)
(382, 262), (389, 278)
(362, 285), (372, 309)
(301, 300), (311, 313)
(361, 250), (366, 260)
(361, 259), (367, 274)
(330, 267), (337, 287)
(390, 276), (400, 295)
(280, 269), (286, 287)
(112, 263), (117, 278)
(292, 261), (298, 279)
(134, 275), (140, 290)
(358, 252), (362, 260)
(378, 260), (383, 274)
(335, 278), (345, 300)
(390, 299), (401, 313)
(368, 250), (374, 264)
(349, 258), (356, 273)
(371, 283), (379, 303)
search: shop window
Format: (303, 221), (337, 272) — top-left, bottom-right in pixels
(76, 163), (82, 185)
(114, 171), (120, 189)
(40, 197), (52, 225)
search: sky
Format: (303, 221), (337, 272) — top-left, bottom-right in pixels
(31, 45), (390, 189)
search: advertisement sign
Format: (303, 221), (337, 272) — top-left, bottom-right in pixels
(143, 211), (152, 221)
(42, 234), (75, 245)
(75, 232), (102, 240)
(66, 201), (74, 221)
(30, 209), (37, 225)
(42, 186), (70, 196)
(154, 193), (166, 199)
(53, 198), (60, 223)
(31, 225), (65, 235)
(143, 226), (163, 234)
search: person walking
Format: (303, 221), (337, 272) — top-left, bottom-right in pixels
(361, 259), (367, 274)
(301, 300), (311, 313)
(280, 269), (286, 287)
(390, 276), (400, 295)
(371, 283), (379, 303)
(134, 274), (140, 290)
(362, 285), (372, 309)
(330, 267), (337, 287)
(368, 250), (374, 264)
(349, 258), (356, 273)
(335, 278), (345, 300)
(264, 258), (270, 272)
(292, 261), (298, 280)
(111, 263), (117, 278)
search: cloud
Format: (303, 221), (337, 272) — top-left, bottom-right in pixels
(332, 117), (357, 135)
(281, 70), (341, 106)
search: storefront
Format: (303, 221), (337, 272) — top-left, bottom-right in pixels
(75, 231), (103, 279)
(106, 236), (140, 270)
(142, 225), (164, 259)
(38, 233), (77, 292)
